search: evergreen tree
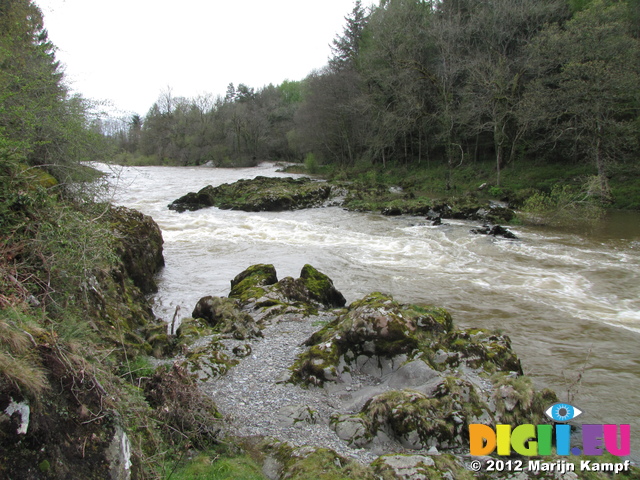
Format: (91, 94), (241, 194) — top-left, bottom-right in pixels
(329, 0), (369, 71)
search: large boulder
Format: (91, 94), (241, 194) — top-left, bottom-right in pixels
(290, 292), (453, 386)
(168, 176), (332, 212)
(109, 206), (164, 294)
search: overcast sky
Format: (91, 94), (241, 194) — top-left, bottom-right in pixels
(35, 0), (363, 117)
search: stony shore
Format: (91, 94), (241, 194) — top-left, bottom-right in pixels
(169, 263), (625, 479)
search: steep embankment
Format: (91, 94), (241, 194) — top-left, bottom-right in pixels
(0, 164), (219, 479)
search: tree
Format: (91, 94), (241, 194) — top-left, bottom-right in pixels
(460, 0), (568, 185)
(329, 0), (369, 71)
(520, 0), (640, 200)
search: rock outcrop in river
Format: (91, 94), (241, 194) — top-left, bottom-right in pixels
(170, 264), (617, 479)
(168, 176), (332, 212)
(167, 175), (517, 224)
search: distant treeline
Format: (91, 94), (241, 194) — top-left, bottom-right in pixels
(109, 0), (639, 198)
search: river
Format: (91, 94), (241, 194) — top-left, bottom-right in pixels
(100, 162), (640, 460)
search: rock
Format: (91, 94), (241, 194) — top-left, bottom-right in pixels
(356, 384), (486, 450)
(232, 344), (252, 358)
(228, 264), (346, 318)
(386, 360), (439, 389)
(181, 342), (238, 381)
(175, 317), (216, 342)
(229, 264), (279, 303)
(109, 206), (164, 294)
(299, 264), (346, 308)
(291, 292), (453, 386)
(192, 296), (262, 339)
(168, 176), (333, 212)
(276, 405), (318, 427)
(470, 224), (518, 239)
(106, 423), (132, 480)
(372, 454), (435, 480)
(2, 397), (30, 435)
(330, 414), (371, 448)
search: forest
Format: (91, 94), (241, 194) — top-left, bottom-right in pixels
(109, 0), (640, 207)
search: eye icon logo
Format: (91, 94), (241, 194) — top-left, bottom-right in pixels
(545, 403), (583, 422)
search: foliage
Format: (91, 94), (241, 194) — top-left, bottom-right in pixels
(303, 152), (319, 174)
(519, 177), (606, 226)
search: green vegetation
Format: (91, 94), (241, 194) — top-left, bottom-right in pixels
(167, 451), (266, 480)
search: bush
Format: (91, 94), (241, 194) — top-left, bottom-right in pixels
(304, 153), (319, 174)
(519, 177), (605, 226)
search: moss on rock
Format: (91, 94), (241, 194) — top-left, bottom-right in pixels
(192, 296), (262, 339)
(299, 264), (346, 308)
(109, 206), (164, 295)
(291, 292), (456, 386)
(168, 176), (333, 212)
(229, 264), (278, 303)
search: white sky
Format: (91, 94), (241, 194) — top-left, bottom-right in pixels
(35, 0), (363, 117)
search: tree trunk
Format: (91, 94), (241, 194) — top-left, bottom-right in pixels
(595, 124), (612, 202)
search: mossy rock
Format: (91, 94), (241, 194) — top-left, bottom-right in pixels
(298, 264), (346, 308)
(181, 343), (238, 382)
(168, 176), (333, 212)
(357, 379), (489, 451)
(442, 329), (523, 374)
(228, 264), (346, 321)
(176, 317), (216, 342)
(291, 292), (454, 386)
(109, 206), (164, 295)
(260, 440), (376, 480)
(363, 389), (454, 449)
(491, 374), (558, 426)
(192, 296), (262, 339)
(228, 264), (278, 303)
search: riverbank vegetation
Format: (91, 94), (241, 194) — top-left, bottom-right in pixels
(0, 1), (224, 477)
(106, 0), (640, 211)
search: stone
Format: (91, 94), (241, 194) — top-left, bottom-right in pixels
(372, 454), (435, 480)
(330, 414), (370, 448)
(192, 296), (262, 339)
(470, 224), (518, 239)
(386, 360), (439, 388)
(107, 424), (132, 480)
(110, 206), (164, 294)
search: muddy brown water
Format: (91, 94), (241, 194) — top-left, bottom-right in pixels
(100, 163), (640, 461)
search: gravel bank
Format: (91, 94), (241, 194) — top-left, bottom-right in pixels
(200, 313), (380, 464)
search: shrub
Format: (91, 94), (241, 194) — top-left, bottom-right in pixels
(304, 152), (319, 174)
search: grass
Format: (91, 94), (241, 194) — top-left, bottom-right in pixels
(167, 451), (266, 480)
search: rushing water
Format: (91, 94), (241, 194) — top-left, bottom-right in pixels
(100, 162), (640, 459)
